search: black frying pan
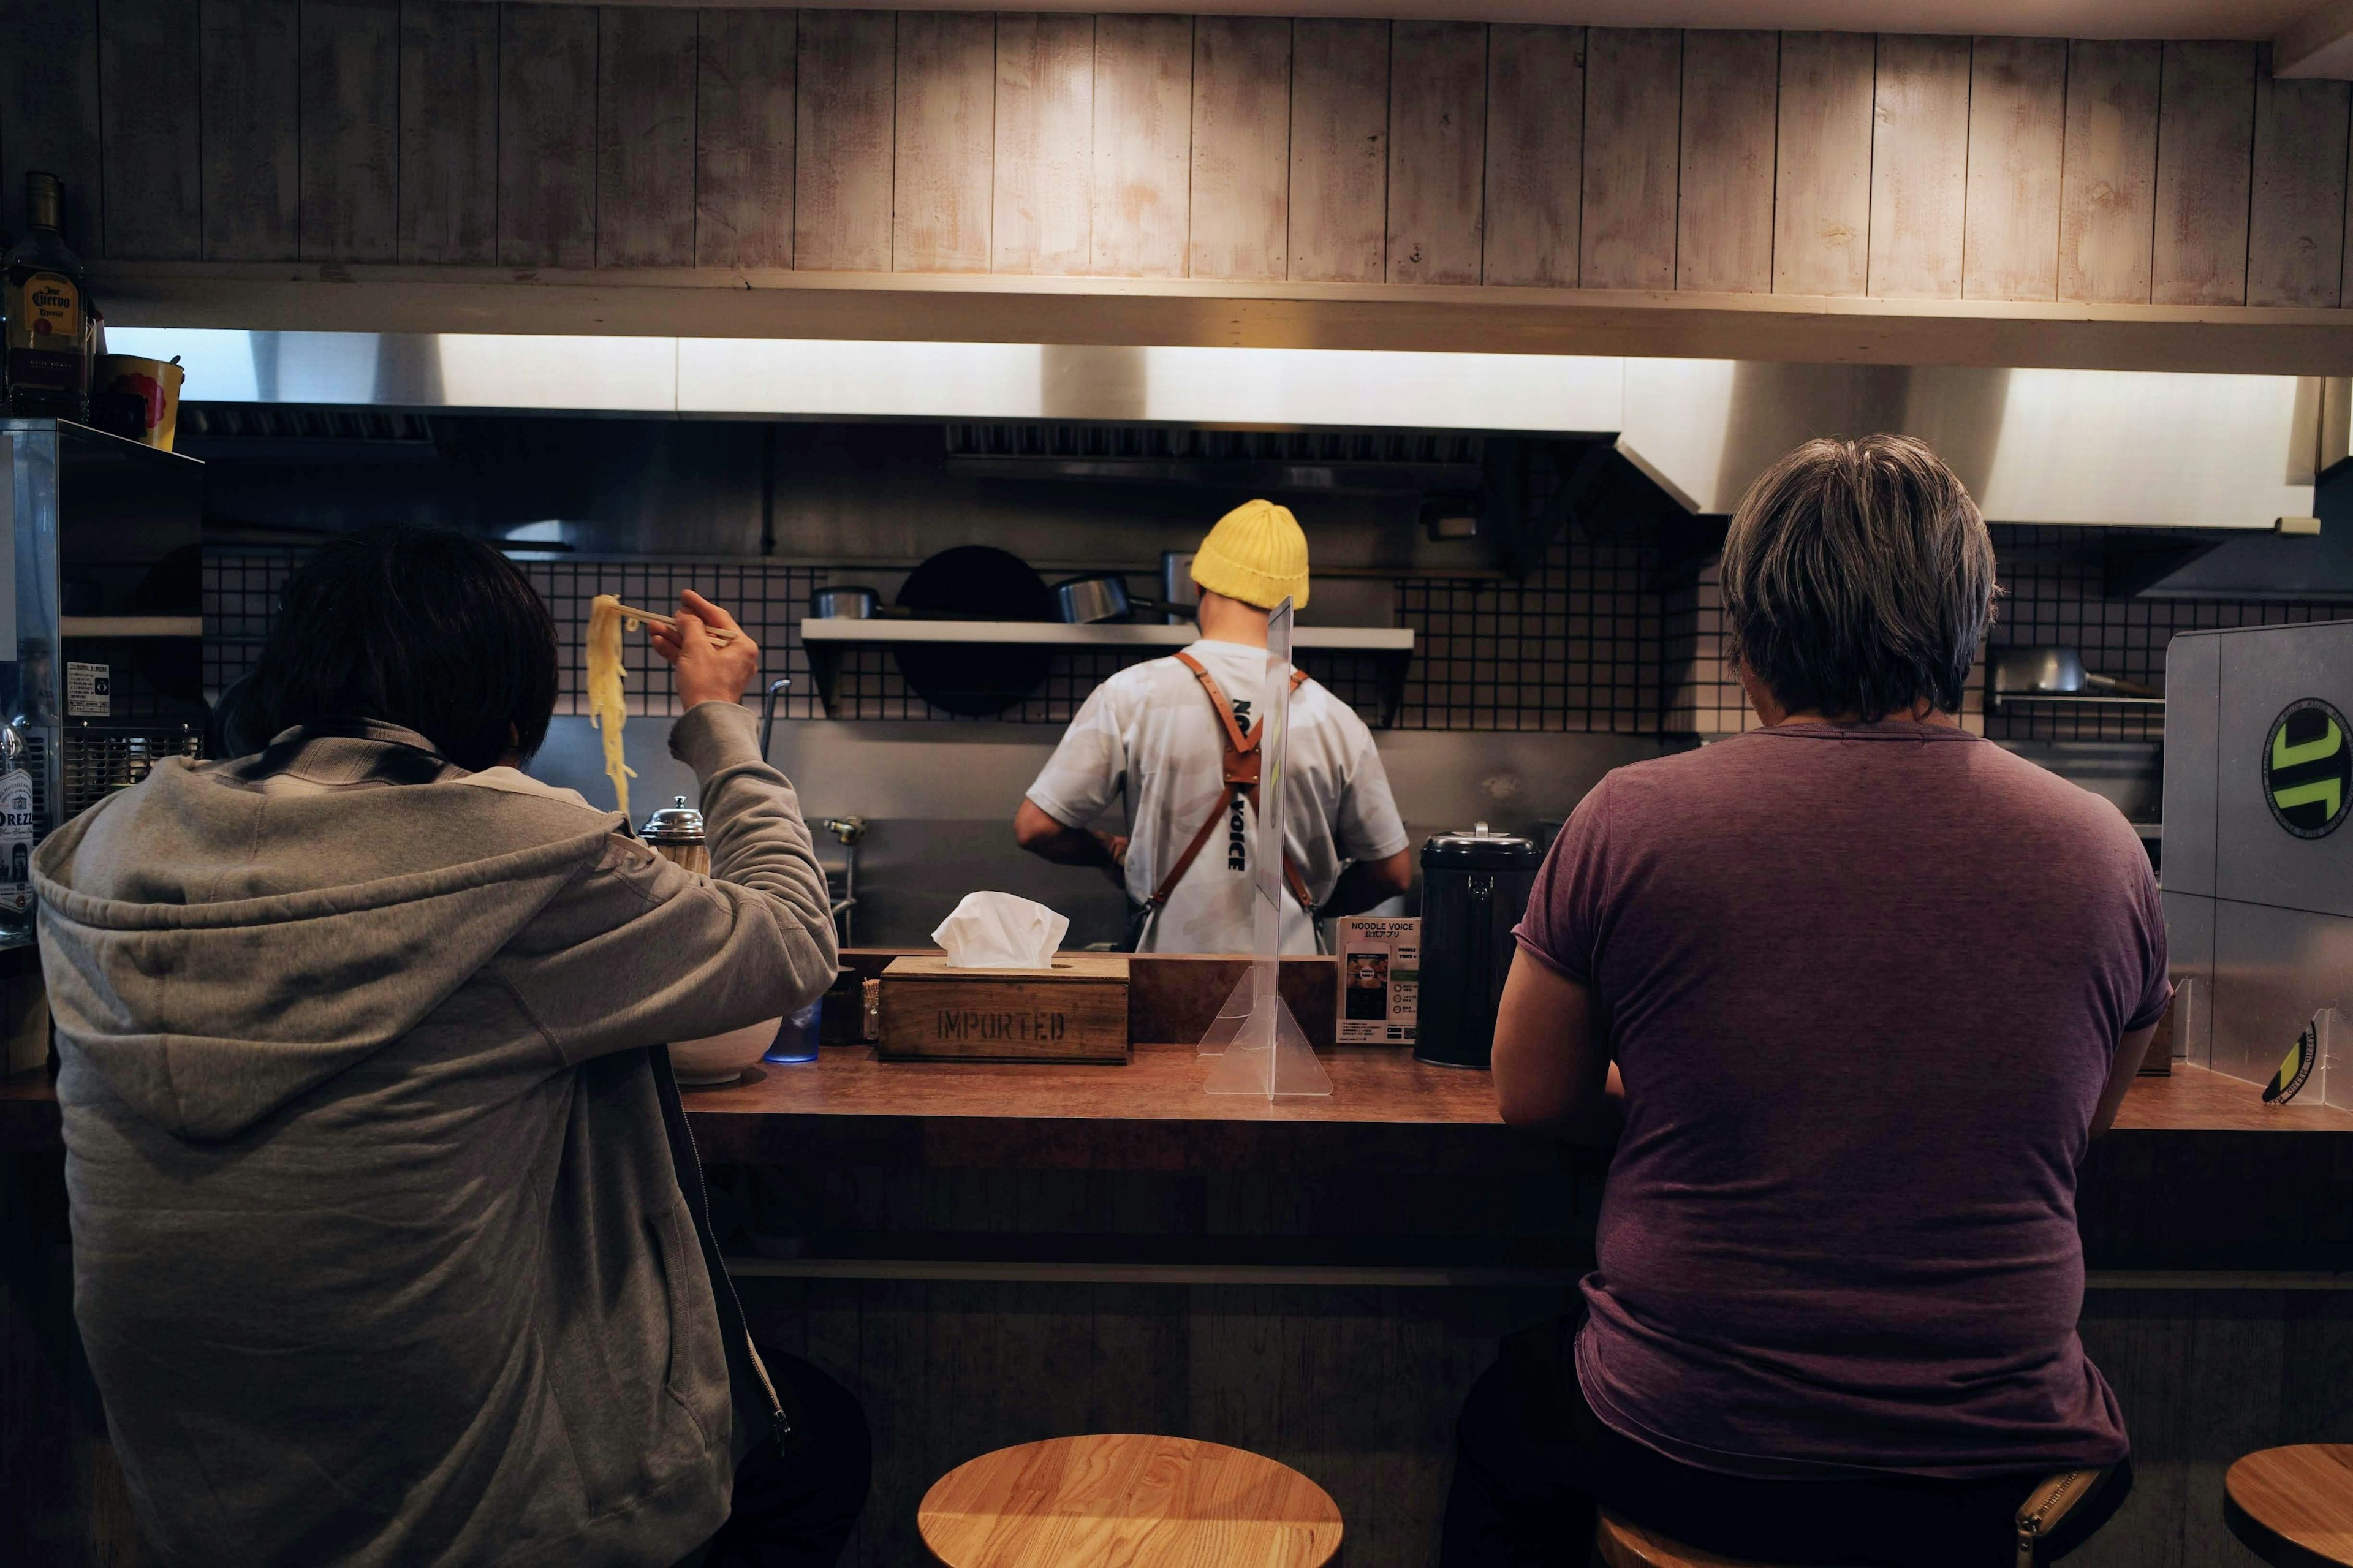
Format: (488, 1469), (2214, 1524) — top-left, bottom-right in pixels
(892, 546), (1055, 716)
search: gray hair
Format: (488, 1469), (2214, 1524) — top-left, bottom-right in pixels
(1719, 435), (1996, 721)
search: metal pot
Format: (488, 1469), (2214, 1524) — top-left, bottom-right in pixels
(810, 585), (881, 619)
(1415, 822), (1541, 1069)
(1990, 646), (2162, 703)
(1160, 551), (1199, 624)
(1053, 572), (1176, 625)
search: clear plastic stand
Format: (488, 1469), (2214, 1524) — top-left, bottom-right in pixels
(2314, 1006), (2344, 1109)
(1204, 600), (1333, 1099)
(2171, 975), (2206, 1069)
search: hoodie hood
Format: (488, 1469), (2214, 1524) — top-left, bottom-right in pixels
(34, 725), (620, 1140)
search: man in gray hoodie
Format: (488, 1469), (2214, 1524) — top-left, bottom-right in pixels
(34, 527), (857, 1567)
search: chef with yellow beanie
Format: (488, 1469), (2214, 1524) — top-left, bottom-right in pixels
(1015, 500), (1412, 953)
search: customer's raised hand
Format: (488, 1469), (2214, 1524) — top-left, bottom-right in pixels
(650, 590), (760, 710)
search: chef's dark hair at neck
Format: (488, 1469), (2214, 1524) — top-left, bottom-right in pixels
(243, 524), (559, 772)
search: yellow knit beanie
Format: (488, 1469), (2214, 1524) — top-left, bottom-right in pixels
(1191, 499), (1310, 611)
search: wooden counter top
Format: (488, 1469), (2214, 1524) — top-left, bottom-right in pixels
(688, 1045), (2345, 1132)
(5, 1051), (2345, 1169)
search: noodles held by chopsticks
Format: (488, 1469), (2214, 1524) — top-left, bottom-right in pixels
(586, 594), (640, 819)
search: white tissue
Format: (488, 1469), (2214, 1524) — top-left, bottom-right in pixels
(932, 892), (1070, 969)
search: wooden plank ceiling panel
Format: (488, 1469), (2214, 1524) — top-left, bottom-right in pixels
(300, 0), (400, 263)
(993, 13), (1094, 276)
(1773, 30), (1874, 298)
(1868, 32), (1969, 299)
(99, 0), (202, 259)
(597, 6), (697, 268)
(2058, 39), (2159, 305)
(1482, 23), (1583, 289)
(1287, 17), (1387, 284)
(0, 0), (102, 251)
(695, 8), (797, 270)
(895, 10), (996, 273)
(1581, 27), (1680, 292)
(1090, 13), (1193, 278)
(2153, 40), (2256, 306)
(1387, 19), (1487, 286)
(398, 0), (499, 265)
(795, 9), (895, 273)
(1188, 16), (1290, 282)
(1962, 35), (2065, 301)
(2248, 70), (2350, 308)
(202, 0), (302, 261)
(1678, 29), (1776, 294)
(498, 0), (598, 269)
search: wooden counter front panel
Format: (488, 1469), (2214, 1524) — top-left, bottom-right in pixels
(877, 954), (1131, 1064)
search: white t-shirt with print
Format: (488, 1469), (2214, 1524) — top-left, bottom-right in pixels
(1025, 638), (1409, 953)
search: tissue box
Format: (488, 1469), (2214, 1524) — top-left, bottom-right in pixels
(877, 954), (1130, 1064)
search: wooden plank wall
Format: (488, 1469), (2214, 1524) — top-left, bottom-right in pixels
(6, 4), (2353, 309)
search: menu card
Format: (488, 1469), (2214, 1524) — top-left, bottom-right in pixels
(1336, 917), (1419, 1045)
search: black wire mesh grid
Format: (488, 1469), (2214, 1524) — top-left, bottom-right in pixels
(1664, 525), (2351, 740)
(205, 532), (2344, 739)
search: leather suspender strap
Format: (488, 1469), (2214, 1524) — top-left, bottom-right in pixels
(1148, 653), (1316, 912)
(1176, 651), (1257, 759)
(1279, 846), (1316, 913)
(1150, 797), (1233, 911)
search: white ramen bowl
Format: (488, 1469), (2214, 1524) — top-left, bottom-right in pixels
(669, 1017), (782, 1086)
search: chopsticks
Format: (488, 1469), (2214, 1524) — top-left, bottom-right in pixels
(608, 601), (744, 647)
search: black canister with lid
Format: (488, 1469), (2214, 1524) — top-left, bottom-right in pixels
(1415, 822), (1541, 1069)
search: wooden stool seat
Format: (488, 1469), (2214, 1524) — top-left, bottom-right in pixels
(2226, 1445), (2353, 1567)
(917, 1433), (1343, 1568)
(1597, 1464), (2113, 1568)
(1596, 1508), (1792, 1567)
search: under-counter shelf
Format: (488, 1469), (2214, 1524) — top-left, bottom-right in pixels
(797, 618), (1416, 723)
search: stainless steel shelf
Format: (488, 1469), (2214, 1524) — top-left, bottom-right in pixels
(1989, 692), (2165, 710)
(797, 619), (1417, 724)
(60, 616), (205, 638)
(799, 619), (1414, 651)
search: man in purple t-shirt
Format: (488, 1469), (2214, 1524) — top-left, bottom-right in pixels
(1442, 437), (2167, 1567)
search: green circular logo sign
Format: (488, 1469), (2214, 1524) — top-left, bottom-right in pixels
(2264, 699), (2351, 839)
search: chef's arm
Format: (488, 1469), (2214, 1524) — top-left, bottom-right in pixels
(1319, 849), (1413, 920)
(1014, 797), (1129, 888)
(1491, 950), (1624, 1146)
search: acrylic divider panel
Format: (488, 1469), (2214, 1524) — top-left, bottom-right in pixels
(1205, 600), (1332, 1100)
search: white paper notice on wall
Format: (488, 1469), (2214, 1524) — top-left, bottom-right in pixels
(66, 662), (111, 718)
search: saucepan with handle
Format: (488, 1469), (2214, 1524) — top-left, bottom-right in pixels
(1053, 573), (1180, 625)
(1990, 647), (2162, 708)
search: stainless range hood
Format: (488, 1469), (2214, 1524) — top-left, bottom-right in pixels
(112, 328), (2327, 532)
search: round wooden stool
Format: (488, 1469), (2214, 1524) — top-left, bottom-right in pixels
(1596, 1464), (2113, 1568)
(2226, 1445), (2353, 1567)
(917, 1433), (1342, 1568)
(1596, 1509), (1783, 1567)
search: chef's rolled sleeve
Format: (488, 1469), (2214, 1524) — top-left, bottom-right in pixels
(1025, 685), (1124, 829)
(1335, 730), (1410, 862)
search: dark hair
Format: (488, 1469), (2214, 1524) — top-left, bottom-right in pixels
(1719, 435), (1996, 721)
(243, 525), (558, 771)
